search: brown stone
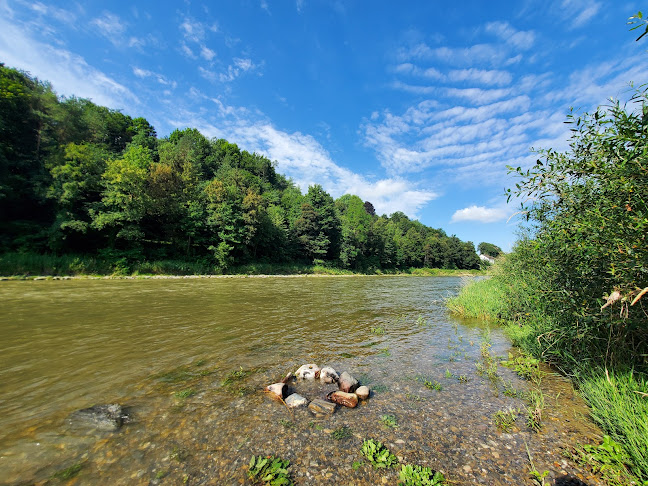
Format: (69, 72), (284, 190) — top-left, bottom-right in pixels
(326, 391), (358, 408)
(308, 398), (336, 415)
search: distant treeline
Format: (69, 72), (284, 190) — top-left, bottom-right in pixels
(0, 64), (480, 272)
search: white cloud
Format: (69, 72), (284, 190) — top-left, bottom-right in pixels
(484, 21), (535, 50)
(448, 68), (512, 86)
(200, 46), (216, 61)
(0, 15), (137, 108)
(559, 0), (601, 28)
(451, 205), (510, 223)
(91, 11), (126, 42)
(132, 67), (177, 89)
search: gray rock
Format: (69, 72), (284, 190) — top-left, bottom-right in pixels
(308, 398), (336, 415)
(319, 366), (339, 384)
(285, 393), (308, 408)
(69, 403), (130, 431)
(339, 371), (359, 393)
(356, 385), (370, 400)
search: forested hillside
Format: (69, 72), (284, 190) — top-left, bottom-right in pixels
(0, 64), (480, 273)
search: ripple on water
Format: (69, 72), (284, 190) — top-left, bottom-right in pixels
(0, 277), (604, 485)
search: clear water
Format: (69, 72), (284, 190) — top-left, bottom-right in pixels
(0, 276), (602, 485)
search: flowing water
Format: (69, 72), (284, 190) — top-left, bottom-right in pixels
(0, 276), (603, 485)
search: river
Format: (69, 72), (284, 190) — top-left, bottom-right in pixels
(0, 276), (602, 485)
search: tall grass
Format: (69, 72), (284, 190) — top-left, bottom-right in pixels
(447, 256), (648, 481)
(580, 371), (648, 482)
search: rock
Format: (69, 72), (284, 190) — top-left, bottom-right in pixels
(285, 393), (308, 408)
(266, 382), (286, 398)
(319, 366), (339, 384)
(326, 391), (358, 408)
(69, 403), (130, 431)
(308, 398), (336, 415)
(295, 364), (320, 380)
(338, 371), (359, 393)
(356, 385), (370, 400)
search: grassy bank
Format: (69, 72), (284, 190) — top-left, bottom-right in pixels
(0, 252), (482, 279)
(447, 267), (648, 484)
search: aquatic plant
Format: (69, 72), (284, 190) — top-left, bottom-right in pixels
(378, 347), (391, 357)
(372, 384), (389, 393)
(51, 463), (82, 480)
(493, 409), (518, 432)
(331, 425), (353, 440)
(360, 439), (399, 469)
(566, 436), (644, 486)
(423, 380), (442, 391)
(248, 455), (293, 485)
(221, 366), (251, 386)
(457, 375), (469, 384)
(398, 464), (446, 485)
(416, 315), (428, 326)
(170, 446), (188, 462)
(279, 419), (295, 429)
(352, 460), (364, 470)
(525, 390), (545, 432)
(501, 352), (541, 383)
(174, 389), (196, 399)
(502, 381), (520, 397)
(371, 325), (386, 335)
(444, 369), (452, 379)
(380, 414), (399, 428)
(524, 440), (549, 486)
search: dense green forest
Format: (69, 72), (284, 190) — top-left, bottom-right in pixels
(0, 63), (480, 274)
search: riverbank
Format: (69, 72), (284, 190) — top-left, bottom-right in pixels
(0, 252), (482, 280)
(447, 274), (648, 485)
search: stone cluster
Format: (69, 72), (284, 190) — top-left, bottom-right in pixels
(264, 364), (371, 415)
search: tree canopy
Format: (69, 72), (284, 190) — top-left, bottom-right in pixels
(0, 64), (480, 271)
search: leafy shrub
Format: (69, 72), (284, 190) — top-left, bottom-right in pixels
(360, 439), (398, 469)
(398, 464), (446, 485)
(247, 455), (293, 485)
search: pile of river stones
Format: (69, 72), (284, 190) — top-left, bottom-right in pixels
(265, 364), (370, 415)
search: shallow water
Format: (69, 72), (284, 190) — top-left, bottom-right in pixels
(0, 276), (603, 485)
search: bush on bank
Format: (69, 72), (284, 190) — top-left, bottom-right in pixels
(448, 88), (648, 482)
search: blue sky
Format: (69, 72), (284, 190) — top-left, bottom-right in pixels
(1, 1), (646, 250)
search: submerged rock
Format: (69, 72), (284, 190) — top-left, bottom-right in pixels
(295, 364), (320, 380)
(285, 393), (308, 408)
(326, 391), (358, 408)
(319, 366), (339, 384)
(338, 372), (359, 393)
(266, 382), (286, 399)
(69, 403), (130, 431)
(356, 386), (370, 400)
(308, 398), (336, 415)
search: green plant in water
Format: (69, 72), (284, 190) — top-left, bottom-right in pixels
(248, 455), (293, 485)
(51, 463), (82, 480)
(371, 325), (385, 335)
(331, 425), (353, 440)
(352, 460), (364, 470)
(221, 366), (251, 386)
(526, 389), (545, 432)
(372, 384), (388, 393)
(378, 347), (391, 357)
(174, 389), (196, 399)
(423, 379), (442, 391)
(444, 369), (452, 379)
(155, 469), (168, 480)
(405, 393), (426, 402)
(524, 440), (549, 486)
(502, 380), (520, 397)
(361, 439), (399, 469)
(416, 315), (428, 326)
(493, 409), (518, 432)
(279, 419), (295, 429)
(398, 464), (446, 485)
(380, 414), (399, 428)
(567, 436), (645, 486)
(457, 375), (469, 384)
(501, 352), (541, 383)
(170, 446), (188, 462)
